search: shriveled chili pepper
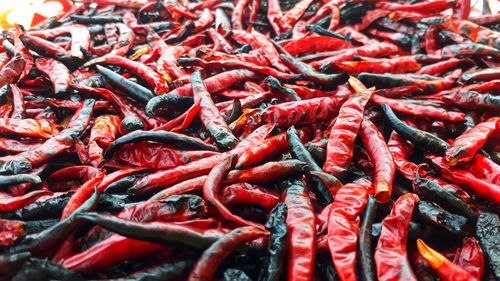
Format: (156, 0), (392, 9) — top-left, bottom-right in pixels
(446, 117), (499, 166)
(323, 78), (373, 177)
(359, 118), (395, 203)
(287, 126), (333, 204)
(191, 71), (238, 150)
(476, 212), (500, 280)
(453, 237), (484, 279)
(358, 195), (377, 281)
(374, 193), (420, 281)
(187, 226), (267, 281)
(282, 178), (316, 281)
(417, 239), (478, 281)
(88, 115), (121, 167)
(327, 180), (370, 281)
(430, 156), (500, 204)
(382, 104), (449, 155)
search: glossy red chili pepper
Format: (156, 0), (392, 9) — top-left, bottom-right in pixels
(466, 154), (500, 185)
(417, 239), (478, 281)
(446, 117), (499, 166)
(88, 115), (121, 168)
(283, 178), (316, 281)
(374, 193), (420, 281)
(453, 237), (484, 279)
(336, 56), (421, 75)
(323, 78), (373, 177)
(360, 119), (396, 203)
(327, 180), (370, 281)
(430, 156), (500, 204)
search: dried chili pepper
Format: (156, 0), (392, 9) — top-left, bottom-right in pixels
(323, 79), (373, 177)
(476, 212), (500, 280)
(282, 178), (316, 281)
(374, 193), (420, 281)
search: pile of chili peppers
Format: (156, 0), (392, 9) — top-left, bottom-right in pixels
(0, 0), (498, 280)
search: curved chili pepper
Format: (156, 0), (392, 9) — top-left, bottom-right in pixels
(455, 238), (486, 280)
(265, 76), (301, 101)
(10, 188), (98, 256)
(287, 126), (333, 204)
(430, 156), (500, 204)
(374, 193), (420, 281)
(151, 159), (307, 201)
(323, 79), (373, 177)
(88, 115), (121, 168)
(35, 57), (70, 95)
(84, 55), (168, 95)
(0, 99), (95, 168)
(191, 71), (238, 150)
(95, 65), (155, 104)
(327, 181), (370, 281)
(104, 130), (218, 159)
(417, 239), (478, 281)
(446, 117), (499, 166)
(282, 178), (316, 281)
(129, 124), (274, 196)
(360, 119), (395, 203)
(382, 104), (449, 155)
(358, 72), (458, 93)
(235, 132), (288, 169)
(413, 172), (477, 222)
(188, 226), (266, 281)
(203, 154), (263, 229)
(19, 32), (75, 67)
(221, 183), (279, 210)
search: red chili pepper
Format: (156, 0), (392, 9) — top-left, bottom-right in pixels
(453, 237), (484, 279)
(372, 94), (465, 122)
(466, 154), (500, 185)
(336, 56), (421, 75)
(417, 58), (465, 75)
(430, 156), (500, 204)
(281, 36), (352, 56)
(8, 84), (24, 119)
(283, 179), (316, 281)
(282, 0), (315, 29)
(360, 118), (395, 203)
(267, 0), (286, 34)
(69, 25), (90, 59)
(323, 78), (373, 177)
(417, 239), (478, 281)
(0, 189), (52, 212)
(388, 130), (417, 180)
(191, 71), (238, 150)
(327, 180), (370, 281)
(446, 117), (499, 166)
(35, 57), (70, 95)
(452, 0), (471, 20)
(0, 218), (24, 247)
(84, 55), (168, 94)
(221, 183), (279, 210)
(374, 193), (420, 281)
(88, 115), (121, 167)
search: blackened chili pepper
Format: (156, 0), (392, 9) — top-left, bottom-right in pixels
(381, 104), (449, 155)
(192, 71), (239, 150)
(116, 259), (194, 281)
(280, 53), (344, 86)
(104, 130), (218, 159)
(358, 195), (377, 281)
(10, 188), (98, 256)
(287, 126), (333, 204)
(415, 200), (468, 235)
(258, 203), (287, 281)
(476, 212), (500, 280)
(413, 172), (478, 222)
(187, 226), (266, 281)
(95, 65), (155, 104)
(12, 257), (84, 281)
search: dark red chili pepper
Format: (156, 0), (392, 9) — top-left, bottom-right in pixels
(453, 237), (484, 279)
(191, 71), (238, 150)
(130, 124), (274, 196)
(221, 183), (279, 210)
(35, 57), (70, 95)
(323, 78), (373, 177)
(281, 36), (352, 56)
(336, 56), (421, 75)
(374, 193), (420, 281)
(188, 226), (266, 281)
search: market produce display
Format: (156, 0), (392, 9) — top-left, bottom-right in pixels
(0, 0), (498, 280)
